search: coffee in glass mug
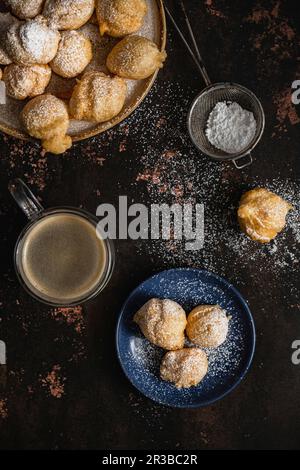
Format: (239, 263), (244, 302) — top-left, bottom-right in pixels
(9, 179), (114, 306)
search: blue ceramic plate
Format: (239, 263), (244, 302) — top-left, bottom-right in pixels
(116, 268), (256, 408)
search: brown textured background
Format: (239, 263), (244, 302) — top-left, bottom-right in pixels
(0, 0), (300, 450)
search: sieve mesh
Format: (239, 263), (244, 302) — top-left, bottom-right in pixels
(188, 83), (265, 161)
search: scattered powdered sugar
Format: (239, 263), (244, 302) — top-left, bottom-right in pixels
(130, 336), (163, 373)
(206, 101), (257, 154)
(114, 81), (299, 286)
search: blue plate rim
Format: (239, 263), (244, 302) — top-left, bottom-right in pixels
(116, 268), (256, 408)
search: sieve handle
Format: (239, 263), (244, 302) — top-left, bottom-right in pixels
(8, 178), (44, 221)
(179, 0), (211, 86)
(164, 5), (211, 86)
(233, 153), (253, 169)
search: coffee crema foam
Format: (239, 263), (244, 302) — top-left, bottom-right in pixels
(18, 213), (107, 304)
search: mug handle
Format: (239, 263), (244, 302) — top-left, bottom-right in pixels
(8, 178), (44, 220)
(233, 153), (253, 170)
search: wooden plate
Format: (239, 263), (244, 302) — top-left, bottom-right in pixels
(0, 0), (166, 142)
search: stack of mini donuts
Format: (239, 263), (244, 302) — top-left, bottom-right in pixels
(0, 0), (167, 154)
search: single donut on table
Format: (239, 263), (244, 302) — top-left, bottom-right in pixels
(5, 16), (60, 65)
(160, 348), (208, 389)
(21, 94), (72, 154)
(5, 0), (45, 20)
(43, 0), (95, 30)
(107, 35), (166, 80)
(96, 0), (147, 37)
(50, 30), (92, 78)
(238, 188), (293, 243)
(69, 71), (127, 123)
(186, 305), (229, 348)
(133, 298), (187, 351)
(3, 63), (51, 100)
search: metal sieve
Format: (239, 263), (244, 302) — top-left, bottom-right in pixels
(165, 3), (265, 169)
(188, 83), (265, 168)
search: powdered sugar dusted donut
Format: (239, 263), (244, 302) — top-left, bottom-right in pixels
(69, 71), (127, 123)
(186, 305), (229, 348)
(160, 348), (208, 389)
(107, 35), (166, 80)
(5, 16), (60, 65)
(134, 298), (187, 350)
(3, 64), (51, 100)
(43, 0), (95, 30)
(22, 94), (72, 154)
(5, 0), (45, 20)
(238, 188), (293, 243)
(50, 30), (92, 78)
(96, 0), (147, 37)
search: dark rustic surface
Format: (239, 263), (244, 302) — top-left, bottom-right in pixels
(0, 0), (299, 450)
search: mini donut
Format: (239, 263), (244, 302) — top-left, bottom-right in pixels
(160, 348), (208, 389)
(50, 30), (92, 78)
(3, 64), (51, 100)
(96, 0), (147, 38)
(133, 298), (187, 350)
(43, 0), (95, 30)
(107, 35), (166, 80)
(22, 94), (72, 154)
(69, 71), (127, 122)
(5, 0), (45, 20)
(238, 188), (293, 243)
(186, 305), (229, 348)
(5, 16), (60, 65)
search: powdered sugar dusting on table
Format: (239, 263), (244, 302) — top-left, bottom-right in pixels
(118, 81), (300, 286)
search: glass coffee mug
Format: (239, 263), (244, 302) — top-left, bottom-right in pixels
(9, 179), (115, 306)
